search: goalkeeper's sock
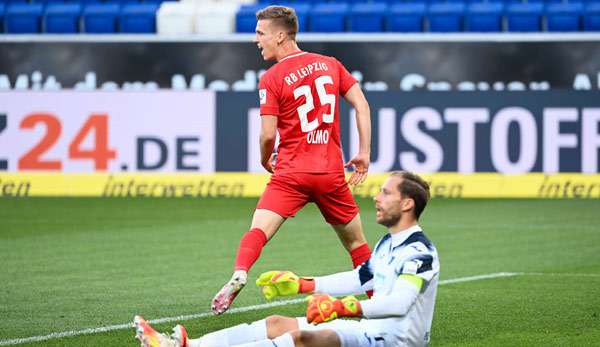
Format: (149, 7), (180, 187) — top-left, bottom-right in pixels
(188, 320), (267, 347)
(234, 228), (268, 272)
(350, 243), (373, 298)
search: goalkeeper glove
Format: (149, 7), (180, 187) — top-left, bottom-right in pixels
(306, 294), (362, 325)
(255, 271), (315, 300)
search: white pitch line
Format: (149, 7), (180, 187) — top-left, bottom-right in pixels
(0, 271), (562, 346)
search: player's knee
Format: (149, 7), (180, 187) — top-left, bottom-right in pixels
(265, 315), (297, 338)
(288, 330), (317, 347)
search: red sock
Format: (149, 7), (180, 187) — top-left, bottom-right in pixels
(234, 228), (268, 272)
(350, 243), (372, 268)
(350, 243), (374, 298)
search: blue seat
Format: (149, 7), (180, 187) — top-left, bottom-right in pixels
(0, 3), (5, 33)
(465, 2), (503, 32)
(546, 2), (582, 32)
(349, 3), (387, 32)
(82, 3), (119, 33)
(277, 2), (310, 32)
(583, 2), (600, 31)
(427, 2), (465, 32)
(43, 0), (69, 4)
(44, 3), (82, 33)
(309, 3), (349, 32)
(506, 2), (543, 32)
(119, 3), (158, 33)
(292, 3), (310, 32)
(236, 4), (261, 33)
(386, 3), (426, 32)
(5, 3), (43, 33)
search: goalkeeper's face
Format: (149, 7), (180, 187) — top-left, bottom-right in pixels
(374, 176), (405, 228)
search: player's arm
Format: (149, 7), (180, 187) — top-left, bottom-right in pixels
(343, 84), (371, 185)
(260, 115), (278, 173)
(256, 263), (373, 299)
(358, 274), (423, 319)
(305, 274), (423, 325)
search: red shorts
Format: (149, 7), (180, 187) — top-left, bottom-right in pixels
(256, 172), (359, 225)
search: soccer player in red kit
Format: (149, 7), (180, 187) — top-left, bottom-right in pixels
(212, 5), (373, 314)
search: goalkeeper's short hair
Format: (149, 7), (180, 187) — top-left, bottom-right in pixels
(390, 171), (430, 219)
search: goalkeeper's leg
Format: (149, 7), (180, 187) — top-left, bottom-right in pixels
(187, 315), (298, 347)
(229, 330), (340, 347)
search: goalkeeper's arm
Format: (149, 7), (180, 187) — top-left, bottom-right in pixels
(256, 266), (373, 300)
(359, 274), (422, 318)
(305, 275), (423, 324)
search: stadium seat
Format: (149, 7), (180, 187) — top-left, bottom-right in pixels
(427, 2), (465, 32)
(119, 3), (158, 33)
(280, 2), (309, 32)
(156, 1), (195, 34)
(386, 3), (426, 32)
(5, 3), (43, 33)
(546, 2), (582, 32)
(195, 2), (237, 34)
(308, 3), (349, 32)
(348, 3), (387, 32)
(0, 3), (5, 33)
(236, 4), (261, 33)
(144, 0), (178, 5)
(583, 3), (600, 31)
(44, 3), (82, 33)
(506, 2), (543, 32)
(465, 2), (504, 32)
(82, 3), (120, 33)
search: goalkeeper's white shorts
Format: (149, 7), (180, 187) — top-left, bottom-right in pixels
(296, 317), (389, 347)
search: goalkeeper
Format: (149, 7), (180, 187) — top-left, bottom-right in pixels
(135, 171), (439, 347)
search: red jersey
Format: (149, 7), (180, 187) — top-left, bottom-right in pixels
(258, 51), (358, 174)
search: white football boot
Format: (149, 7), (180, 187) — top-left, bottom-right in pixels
(211, 270), (247, 314)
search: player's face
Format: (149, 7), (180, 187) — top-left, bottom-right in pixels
(374, 176), (409, 228)
(254, 19), (280, 61)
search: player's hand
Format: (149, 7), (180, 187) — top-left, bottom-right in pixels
(345, 153), (370, 186)
(256, 271), (314, 300)
(306, 294), (362, 325)
(261, 153), (277, 173)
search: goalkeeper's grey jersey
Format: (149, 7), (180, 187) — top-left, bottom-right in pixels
(360, 225), (440, 346)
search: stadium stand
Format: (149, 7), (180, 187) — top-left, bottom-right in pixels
(5, 3), (43, 33)
(465, 2), (504, 32)
(193, 2), (237, 34)
(236, 4), (262, 33)
(546, 2), (583, 32)
(308, 3), (349, 32)
(583, 2), (600, 31)
(119, 3), (158, 33)
(44, 3), (82, 33)
(0, 3), (5, 33)
(288, 2), (309, 32)
(427, 2), (465, 32)
(506, 2), (544, 32)
(1, 0), (600, 34)
(348, 2), (386, 32)
(82, 3), (120, 33)
(386, 3), (426, 32)
(157, 1), (195, 34)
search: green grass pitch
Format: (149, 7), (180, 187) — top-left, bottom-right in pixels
(1, 197), (599, 346)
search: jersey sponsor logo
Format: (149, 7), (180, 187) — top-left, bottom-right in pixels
(259, 89), (266, 105)
(284, 61), (329, 86)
